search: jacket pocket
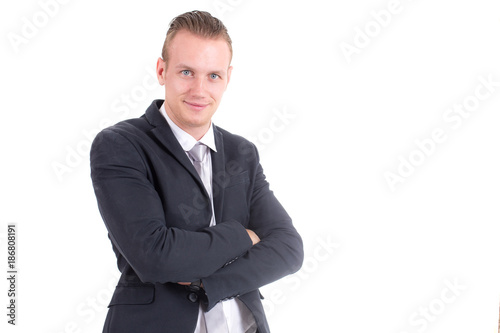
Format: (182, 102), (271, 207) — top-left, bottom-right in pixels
(108, 285), (155, 307)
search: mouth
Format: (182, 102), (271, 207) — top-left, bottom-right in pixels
(184, 101), (209, 112)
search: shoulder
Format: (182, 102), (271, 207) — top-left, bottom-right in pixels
(101, 116), (152, 138)
(93, 99), (163, 143)
(214, 125), (260, 163)
(90, 115), (152, 162)
(92, 99), (160, 144)
(215, 125), (250, 144)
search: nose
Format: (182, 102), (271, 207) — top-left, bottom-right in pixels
(190, 76), (206, 97)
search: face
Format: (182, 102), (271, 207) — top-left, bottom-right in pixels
(156, 30), (233, 140)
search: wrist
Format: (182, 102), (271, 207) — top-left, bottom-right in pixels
(184, 279), (207, 304)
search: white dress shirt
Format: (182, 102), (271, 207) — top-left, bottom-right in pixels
(159, 104), (257, 333)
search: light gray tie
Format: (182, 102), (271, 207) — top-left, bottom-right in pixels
(187, 143), (211, 195)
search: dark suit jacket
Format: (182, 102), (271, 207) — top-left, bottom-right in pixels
(90, 100), (303, 333)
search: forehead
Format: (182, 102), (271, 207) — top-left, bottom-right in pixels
(167, 30), (232, 70)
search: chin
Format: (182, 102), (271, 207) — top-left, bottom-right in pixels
(188, 119), (211, 129)
(187, 113), (214, 126)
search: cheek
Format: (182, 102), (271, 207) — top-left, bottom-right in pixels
(209, 84), (227, 101)
(166, 86), (188, 104)
(165, 75), (189, 96)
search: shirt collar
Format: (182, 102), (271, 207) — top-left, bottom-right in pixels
(159, 102), (217, 153)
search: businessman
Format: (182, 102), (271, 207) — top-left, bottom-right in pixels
(90, 10), (303, 333)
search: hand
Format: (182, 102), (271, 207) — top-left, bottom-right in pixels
(177, 281), (204, 288)
(246, 229), (261, 246)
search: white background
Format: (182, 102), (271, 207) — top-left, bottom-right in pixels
(1, 0), (500, 332)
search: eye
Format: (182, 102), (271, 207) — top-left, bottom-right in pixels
(210, 73), (220, 80)
(181, 70), (191, 76)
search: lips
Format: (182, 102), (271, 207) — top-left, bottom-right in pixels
(184, 101), (209, 111)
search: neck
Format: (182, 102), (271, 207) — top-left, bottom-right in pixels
(188, 126), (209, 141)
(164, 110), (210, 141)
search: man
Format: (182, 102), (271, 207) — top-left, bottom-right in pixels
(90, 10), (303, 333)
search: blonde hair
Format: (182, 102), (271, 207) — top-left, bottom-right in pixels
(161, 10), (232, 65)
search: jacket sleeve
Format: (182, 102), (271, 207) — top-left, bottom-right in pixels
(201, 146), (304, 310)
(90, 128), (253, 283)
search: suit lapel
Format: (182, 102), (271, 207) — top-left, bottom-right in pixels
(145, 100), (226, 224)
(211, 126), (225, 224)
(145, 100), (204, 190)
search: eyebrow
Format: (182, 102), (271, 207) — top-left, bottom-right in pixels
(175, 63), (194, 70)
(174, 63), (226, 74)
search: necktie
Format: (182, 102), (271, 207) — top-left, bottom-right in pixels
(187, 143), (212, 196)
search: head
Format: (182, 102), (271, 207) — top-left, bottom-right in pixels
(161, 11), (232, 65)
(156, 10), (233, 140)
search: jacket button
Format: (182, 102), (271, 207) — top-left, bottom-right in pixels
(188, 293), (198, 303)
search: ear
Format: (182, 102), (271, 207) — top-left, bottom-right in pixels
(156, 58), (166, 85)
(226, 65), (233, 87)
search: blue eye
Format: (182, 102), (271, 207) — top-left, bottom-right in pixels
(181, 70), (191, 76)
(210, 73), (219, 80)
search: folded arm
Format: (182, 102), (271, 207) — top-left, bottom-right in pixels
(201, 157), (304, 310)
(90, 128), (253, 283)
